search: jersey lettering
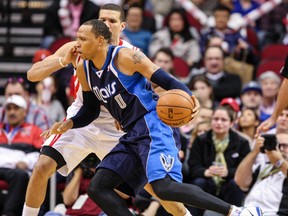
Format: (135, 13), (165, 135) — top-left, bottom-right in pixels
(114, 94), (126, 109)
(92, 81), (117, 103)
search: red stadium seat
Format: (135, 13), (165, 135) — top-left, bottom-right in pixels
(173, 57), (190, 78)
(261, 44), (288, 61)
(0, 180), (9, 190)
(256, 59), (283, 78)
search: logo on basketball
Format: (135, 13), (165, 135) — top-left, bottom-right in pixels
(168, 108), (173, 119)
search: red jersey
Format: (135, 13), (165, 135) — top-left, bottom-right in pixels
(0, 122), (43, 152)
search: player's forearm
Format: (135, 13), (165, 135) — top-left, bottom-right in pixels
(271, 78), (288, 120)
(150, 68), (192, 96)
(27, 55), (66, 82)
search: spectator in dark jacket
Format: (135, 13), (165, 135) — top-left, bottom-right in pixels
(187, 106), (250, 216)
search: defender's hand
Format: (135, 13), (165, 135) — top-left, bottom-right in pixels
(41, 120), (73, 138)
(255, 117), (276, 138)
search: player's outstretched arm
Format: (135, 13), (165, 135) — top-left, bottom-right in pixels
(256, 56), (288, 137)
(27, 41), (77, 82)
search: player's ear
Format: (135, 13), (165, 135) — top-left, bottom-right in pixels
(98, 36), (105, 46)
(120, 22), (126, 32)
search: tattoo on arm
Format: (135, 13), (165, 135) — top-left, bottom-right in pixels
(132, 51), (145, 64)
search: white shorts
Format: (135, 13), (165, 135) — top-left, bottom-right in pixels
(42, 120), (124, 176)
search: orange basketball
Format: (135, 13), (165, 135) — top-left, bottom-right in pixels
(156, 89), (195, 127)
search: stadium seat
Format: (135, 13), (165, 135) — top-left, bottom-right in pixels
(261, 44), (288, 61)
(173, 57), (190, 78)
(256, 59), (284, 78)
(0, 180), (8, 190)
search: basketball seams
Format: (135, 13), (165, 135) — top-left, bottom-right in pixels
(160, 92), (194, 108)
(156, 89), (195, 127)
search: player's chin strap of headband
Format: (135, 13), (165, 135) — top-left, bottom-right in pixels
(150, 68), (193, 96)
(70, 91), (100, 128)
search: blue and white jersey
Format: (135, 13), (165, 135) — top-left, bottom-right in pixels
(84, 45), (158, 131)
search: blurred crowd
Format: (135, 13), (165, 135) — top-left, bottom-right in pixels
(0, 0), (287, 215)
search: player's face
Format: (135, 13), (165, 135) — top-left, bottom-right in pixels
(99, 9), (125, 45)
(76, 25), (100, 60)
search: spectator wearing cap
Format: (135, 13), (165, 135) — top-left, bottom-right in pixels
(187, 106), (250, 215)
(0, 77), (51, 131)
(220, 97), (253, 147)
(240, 81), (262, 112)
(258, 71), (281, 123)
(0, 95), (43, 216)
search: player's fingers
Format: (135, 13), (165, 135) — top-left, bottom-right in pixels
(41, 130), (50, 138)
(191, 95), (200, 113)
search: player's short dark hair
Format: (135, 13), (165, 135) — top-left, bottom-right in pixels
(101, 3), (125, 22)
(83, 19), (112, 42)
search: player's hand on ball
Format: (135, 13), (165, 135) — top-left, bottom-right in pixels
(191, 95), (200, 121)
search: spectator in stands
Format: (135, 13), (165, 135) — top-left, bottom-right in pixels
(240, 81), (262, 114)
(258, 71), (281, 123)
(0, 95), (43, 216)
(219, 97), (240, 124)
(180, 106), (213, 142)
(45, 153), (103, 216)
(258, 0), (288, 47)
(34, 76), (66, 124)
(121, 4), (152, 55)
(234, 133), (288, 216)
(192, 46), (242, 103)
(0, 77), (50, 131)
(152, 47), (175, 76)
(201, 4), (251, 59)
(238, 108), (260, 141)
(148, 8), (201, 69)
(41, 0), (100, 49)
(187, 106), (250, 215)
(188, 74), (216, 109)
(122, 0), (156, 33)
(266, 107), (288, 135)
(232, 0), (260, 16)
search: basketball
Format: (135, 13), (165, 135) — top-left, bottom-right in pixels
(156, 89), (195, 127)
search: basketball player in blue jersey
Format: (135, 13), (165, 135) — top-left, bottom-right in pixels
(49, 19), (263, 216)
(23, 4), (192, 216)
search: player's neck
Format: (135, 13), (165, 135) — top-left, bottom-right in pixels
(111, 38), (120, 46)
(92, 46), (109, 70)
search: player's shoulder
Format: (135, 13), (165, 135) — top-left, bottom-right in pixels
(119, 39), (139, 50)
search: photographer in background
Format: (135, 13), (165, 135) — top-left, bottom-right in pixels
(234, 133), (288, 216)
(45, 153), (103, 216)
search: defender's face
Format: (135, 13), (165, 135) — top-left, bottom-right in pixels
(76, 25), (99, 60)
(99, 9), (125, 45)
